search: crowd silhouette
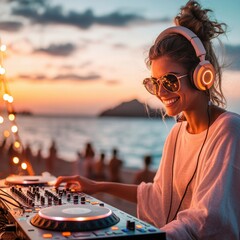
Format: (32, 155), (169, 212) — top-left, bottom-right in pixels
(0, 137), (58, 177)
(0, 136), (156, 184)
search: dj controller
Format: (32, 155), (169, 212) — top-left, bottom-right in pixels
(0, 176), (166, 240)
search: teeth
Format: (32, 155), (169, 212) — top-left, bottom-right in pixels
(163, 98), (178, 105)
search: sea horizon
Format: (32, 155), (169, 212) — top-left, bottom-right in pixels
(1, 115), (176, 171)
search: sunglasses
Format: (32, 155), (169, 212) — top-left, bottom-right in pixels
(143, 73), (188, 94)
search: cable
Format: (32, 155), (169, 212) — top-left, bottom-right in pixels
(0, 189), (28, 209)
(0, 196), (23, 209)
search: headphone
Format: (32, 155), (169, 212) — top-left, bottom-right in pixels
(158, 26), (215, 91)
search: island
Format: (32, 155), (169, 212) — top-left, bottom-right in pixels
(98, 99), (169, 118)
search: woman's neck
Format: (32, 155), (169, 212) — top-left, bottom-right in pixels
(184, 104), (226, 134)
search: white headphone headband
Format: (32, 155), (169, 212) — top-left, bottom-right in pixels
(158, 26), (206, 61)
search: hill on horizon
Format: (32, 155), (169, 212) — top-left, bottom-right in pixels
(98, 98), (167, 118)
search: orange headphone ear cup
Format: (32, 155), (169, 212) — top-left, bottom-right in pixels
(189, 67), (198, 90)
(192, 61), (215, 90)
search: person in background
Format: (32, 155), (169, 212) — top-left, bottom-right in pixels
(82, 142), (95, 178)
(35, 144), (43, 163)
(108, 148), (123, 182)
(0, 137), (6, 155)
(93, 152), (106, 181)
(7, 142), (16, 173)
(24, 143), (33, 163)
(133, 155), (155, 184)
(46, 139), (57, 174)
(72, 150), (83, 175)
(55, 1), (240, 239)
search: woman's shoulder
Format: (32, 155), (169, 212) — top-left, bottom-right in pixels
(216, 111), (240, 127)
(211, 111), (240, 139)
(165, 122), (185, 142)
(167, 122), (179, 134)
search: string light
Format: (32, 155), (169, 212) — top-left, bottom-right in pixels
(4, 130), (10, 138)
(11, 125), (18, 133)
(3, 93), (9, 101)
(0, 66), (5, 75)
(14, 141), (21, 149)
(8, 114), (15, 121)
(0, 38), (35, 175)
(7, 95), (14, 103)
(0, 44), (6, 52)
(13, 157), (19, 164)
(21, 162), (27, 170)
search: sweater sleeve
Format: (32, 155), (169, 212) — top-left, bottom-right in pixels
(161, 114), (240, 240)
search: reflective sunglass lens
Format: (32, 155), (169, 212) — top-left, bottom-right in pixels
(162, 74), (179, 92)
(145, 79), (157, 95)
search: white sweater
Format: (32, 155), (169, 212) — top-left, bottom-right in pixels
(137, 112), (240, 240)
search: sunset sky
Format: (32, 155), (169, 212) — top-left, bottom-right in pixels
(0, 0), (240, 116)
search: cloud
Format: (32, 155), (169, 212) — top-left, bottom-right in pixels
(17, 72), (101, 82)
(33, 43), (76, 56)
(18, 74), (46, 81)
(5, 0), (47, 7)
(112, 43), (127, 49)
(7, 0), (45, 4)
(0, 21), (23, 32)
(79, 61), (92, 68)
(105, 79), (120, 85)
(9, 1), (170, 30)
(53, 73), (101, 81)
(61, 65), (75, 70)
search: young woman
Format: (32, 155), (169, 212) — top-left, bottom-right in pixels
(55, 1), (240, 239)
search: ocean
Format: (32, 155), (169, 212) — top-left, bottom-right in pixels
(2, 115), (176, 170)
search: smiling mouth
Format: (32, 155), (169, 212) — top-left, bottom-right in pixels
(162, 97), (179, 107)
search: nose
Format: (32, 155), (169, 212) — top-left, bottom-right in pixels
(156, 82), (168, 96)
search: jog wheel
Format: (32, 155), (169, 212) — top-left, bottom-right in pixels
(31, 205), (120, 231)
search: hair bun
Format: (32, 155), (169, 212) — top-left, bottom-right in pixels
(174, 0), (226, 42)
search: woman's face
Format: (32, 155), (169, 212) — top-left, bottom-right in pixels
(151, 56), (200, 117)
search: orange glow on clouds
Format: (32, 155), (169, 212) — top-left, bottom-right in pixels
(8, 77), (141, 115)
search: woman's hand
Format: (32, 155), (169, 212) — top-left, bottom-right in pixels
(55, 175), (138, 203)
(54, 175), (98, 195)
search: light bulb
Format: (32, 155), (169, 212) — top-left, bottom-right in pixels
(3, 93), (9, 101)
(14, 141), (20, 148)
(8, 96), (14, 103)
(11, 125), (18, 133)
(13, 157), (19, 164)
(8, 114), (15, 121)
(4, 130), (10, 138)
(0, 44), (6, 52)
(21, 162), (27, 170)
(0, 67), (5, 75)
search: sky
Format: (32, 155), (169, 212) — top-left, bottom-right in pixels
(0, 0), (240, 116)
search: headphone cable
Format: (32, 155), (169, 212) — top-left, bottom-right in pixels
(166, 101), (211, 223)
